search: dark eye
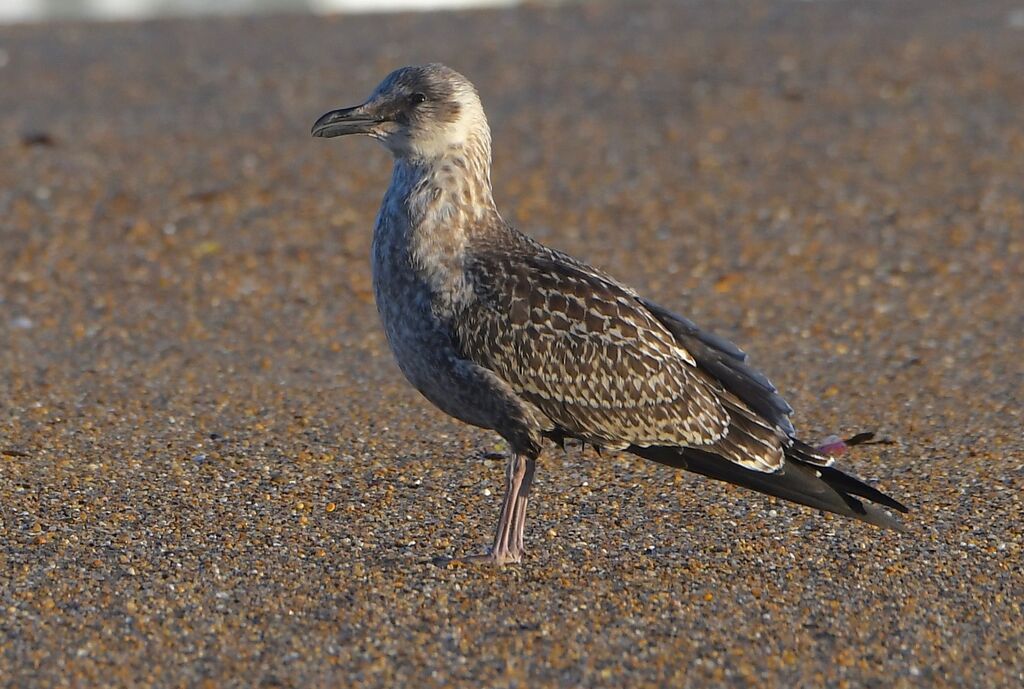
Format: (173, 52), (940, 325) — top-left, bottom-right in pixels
(410, 92), (427, 105)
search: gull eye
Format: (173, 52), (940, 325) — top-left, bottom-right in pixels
(410, 92), (427, 105)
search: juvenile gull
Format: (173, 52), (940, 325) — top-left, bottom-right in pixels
(312, 64), (907, 565)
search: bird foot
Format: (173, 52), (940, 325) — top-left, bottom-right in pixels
(433, 547), (523, 567)
(463, 547), (523, 566)
(816, 435), (850, 456)
(817, 431), (891, 456)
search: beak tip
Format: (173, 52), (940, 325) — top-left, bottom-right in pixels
(310, 105), (376, 139)
(311, 115), (331, 138)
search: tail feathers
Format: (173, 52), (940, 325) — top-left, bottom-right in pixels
(631, 444), (907, 530)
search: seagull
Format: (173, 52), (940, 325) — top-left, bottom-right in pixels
(312, 64), (907, 565)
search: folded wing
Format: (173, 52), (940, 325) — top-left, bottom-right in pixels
(455, 244), (791, 472)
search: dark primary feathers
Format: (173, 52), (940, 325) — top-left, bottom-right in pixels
(455, 232), (908, 527)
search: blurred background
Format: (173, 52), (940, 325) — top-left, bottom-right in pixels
(1, 0), (517, 22)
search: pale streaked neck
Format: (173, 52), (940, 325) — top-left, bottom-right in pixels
(389, 133), (498, 227)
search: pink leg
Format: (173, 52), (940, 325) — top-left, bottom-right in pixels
(466, 454), (536, 565)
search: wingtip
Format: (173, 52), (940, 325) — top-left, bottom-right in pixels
(859, 503), (908, 531)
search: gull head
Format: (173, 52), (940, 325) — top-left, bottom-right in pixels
(312, 64), (489, 161)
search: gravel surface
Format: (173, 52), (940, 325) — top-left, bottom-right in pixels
(1, 1), (1022, 686)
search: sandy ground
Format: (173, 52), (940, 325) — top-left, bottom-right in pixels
(1, 1), (1022, 686)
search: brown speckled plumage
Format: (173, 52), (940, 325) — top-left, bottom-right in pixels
(456, 235), (795, 471)
(312, 63), (907, 563)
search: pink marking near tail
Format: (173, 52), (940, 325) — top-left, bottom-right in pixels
(816, 435), (849, 456)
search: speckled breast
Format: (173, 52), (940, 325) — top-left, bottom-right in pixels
(370, 210), (483, 429)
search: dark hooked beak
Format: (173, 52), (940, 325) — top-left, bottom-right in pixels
(311, 104), (379, 138)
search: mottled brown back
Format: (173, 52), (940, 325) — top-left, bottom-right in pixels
(454, 234), (789, 472)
